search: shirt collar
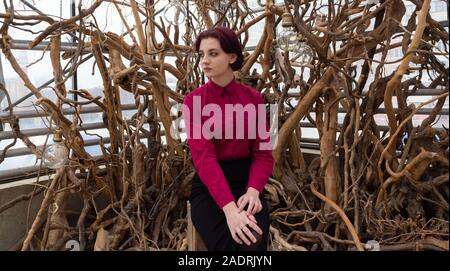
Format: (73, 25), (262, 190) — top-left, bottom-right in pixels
(207, 77), (239, 95)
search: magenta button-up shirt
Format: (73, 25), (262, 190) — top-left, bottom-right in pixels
(183, 78), (274, 208)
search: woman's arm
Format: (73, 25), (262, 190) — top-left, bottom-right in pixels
(247, 93), (274, 193)
(238, 93), (274, 215)
(183, 94), (235, 208)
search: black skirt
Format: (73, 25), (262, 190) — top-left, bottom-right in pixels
(190, 157), (270, 251)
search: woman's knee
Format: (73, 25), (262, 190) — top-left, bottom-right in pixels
(238, 233), (267, 251)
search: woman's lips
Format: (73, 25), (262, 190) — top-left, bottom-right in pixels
(203, 68), (212, 72)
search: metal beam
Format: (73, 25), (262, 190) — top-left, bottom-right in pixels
(0, 121), (107, 140)
(0, 130), (153, 159)
(4, 39), (81, 52)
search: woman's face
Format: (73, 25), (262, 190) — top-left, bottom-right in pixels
(198, 37), (236, 79)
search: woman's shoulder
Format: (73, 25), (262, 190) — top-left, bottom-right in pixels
(183, 84), (208, 103)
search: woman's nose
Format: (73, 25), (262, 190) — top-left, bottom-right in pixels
(201, 56), (210, 64)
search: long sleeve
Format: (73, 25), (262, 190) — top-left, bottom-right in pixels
(247, 93), (274, 192)
(183, 94), (235, 209)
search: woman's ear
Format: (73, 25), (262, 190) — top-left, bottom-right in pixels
(229, 53), (237, 65)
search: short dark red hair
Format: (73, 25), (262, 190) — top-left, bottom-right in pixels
(194, 27), (244, 71)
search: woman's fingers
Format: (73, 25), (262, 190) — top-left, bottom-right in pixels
(231, 231), (243, 245)
(254, 201), (262, 214)
(237, 196), (243, 207)
(254, 199), (261, 215)
(248, 221), (263, 236)
(236, 227), (251, 246)
(242, 226), (257, 243)
(247, 214), (257, 224)
(238, 196), (249, 211)
(227, 206), (265, 246)
(229, 212), (264, 246)
(246, 199), (255, 215)
(248, 198), (262, 215)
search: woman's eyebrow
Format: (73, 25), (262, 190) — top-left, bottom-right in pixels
(199, 49), (219, 53)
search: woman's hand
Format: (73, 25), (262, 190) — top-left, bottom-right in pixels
(223, 202), (263, 246)
(237, 187), (262, 215)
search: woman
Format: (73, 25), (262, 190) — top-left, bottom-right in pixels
(183, 27), (274, 251)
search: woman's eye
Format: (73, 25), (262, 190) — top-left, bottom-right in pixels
(210, 52), (218, 56)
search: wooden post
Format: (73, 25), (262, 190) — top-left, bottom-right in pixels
(186, 201), (207, 251)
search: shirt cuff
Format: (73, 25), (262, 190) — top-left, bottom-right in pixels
(217, 195), (235, 210)
(246, 182), (265, 194)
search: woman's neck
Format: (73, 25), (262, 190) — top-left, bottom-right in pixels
(210, 70), (234, 87)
